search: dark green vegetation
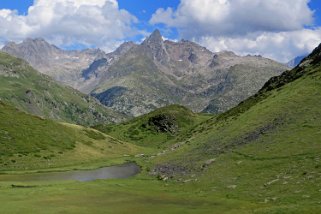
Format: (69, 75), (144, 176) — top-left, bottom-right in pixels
(0, 52), (125, 126)
(1, 45), (321, 213)
(95, 105), (211, 148)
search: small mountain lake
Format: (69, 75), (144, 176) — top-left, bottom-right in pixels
(0, 163), (140, 182)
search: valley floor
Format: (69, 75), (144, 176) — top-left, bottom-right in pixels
(0, 147), (320, 214)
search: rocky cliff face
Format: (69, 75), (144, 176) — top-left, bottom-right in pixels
(2, 30), (289, 116)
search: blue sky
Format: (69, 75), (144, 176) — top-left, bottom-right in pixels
(309, 1), (321, 26)
(0, 0), (321, 62)
(2, 0), (320, 25)
(118, 0), (180, 39)
(2, 0), (320, 30)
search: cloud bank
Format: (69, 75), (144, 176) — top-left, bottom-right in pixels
(0, 0), (139, 52)
(151, 0), (321, 62)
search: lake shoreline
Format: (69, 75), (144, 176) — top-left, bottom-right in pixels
(0, 162), (141, 182)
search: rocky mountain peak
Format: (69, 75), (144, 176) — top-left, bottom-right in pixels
(3, 38), (60, 56)
(142, 29), (163, 46)
(141, 29), (169, 62)
(24, 38), (59, 50)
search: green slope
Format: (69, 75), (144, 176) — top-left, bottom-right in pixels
(95, 105), (211, 148)
(0, 52), (126, 126)
(0, 101), (139, 171)
(147, 44), (321, 212)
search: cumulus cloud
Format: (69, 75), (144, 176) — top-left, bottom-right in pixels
(200, 28), (321, 62)
(0, 0), (139, 52)
(150, 0), (320, 62)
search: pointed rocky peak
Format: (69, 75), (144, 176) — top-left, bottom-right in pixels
(142, 29), (163, 46)
(140, 29), (169, 62)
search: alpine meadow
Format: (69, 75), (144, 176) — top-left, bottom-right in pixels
(0, 0), (321, 213)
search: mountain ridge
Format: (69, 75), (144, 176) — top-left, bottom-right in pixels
(2, 30), (289, 116)
(91, 30), (288, 116)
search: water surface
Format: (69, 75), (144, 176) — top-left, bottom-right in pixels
(0, 163), (140, 182)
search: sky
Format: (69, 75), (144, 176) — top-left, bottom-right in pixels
(0, 0), (321, 63)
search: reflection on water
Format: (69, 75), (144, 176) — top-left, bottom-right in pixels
(0, 163), (140, 182)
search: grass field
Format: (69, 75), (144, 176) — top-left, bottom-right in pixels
(0, 101), (141, 172)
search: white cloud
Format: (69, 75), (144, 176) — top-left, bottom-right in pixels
(0, 0), (139, 52)
(150, 0), (320, 62)
(199, 28), (321, 62)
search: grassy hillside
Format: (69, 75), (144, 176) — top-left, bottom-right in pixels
(0, 101), (139, 171)
(147, 44), (321, 212)
(95, 105), (211, 148)
(0, 52), (125, 126)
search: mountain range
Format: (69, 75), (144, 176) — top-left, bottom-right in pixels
(2, 30), (289, 116)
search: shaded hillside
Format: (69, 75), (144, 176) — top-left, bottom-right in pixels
(0, 52), (126, 126)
